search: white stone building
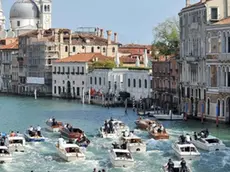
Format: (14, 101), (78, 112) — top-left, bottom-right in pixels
(179, 0), (227, 118)
(205, 17), (230, 122)
(88, 68), (152, 100)
(52, 53), (111, 98)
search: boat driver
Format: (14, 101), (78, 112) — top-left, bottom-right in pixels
(167, 159), (174, 171)
(36, 125), (41, 137)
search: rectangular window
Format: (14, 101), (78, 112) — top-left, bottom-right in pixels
(77, 87), (80, 96)
(54, 86), (56, 94)
(211, 8), (218, 20)
(95, 77), (97, 85)
(82, 67), (84, 74)
(99, 77), (101, 85)
(17, 21), (20, 26)
(228, 37), (230, 53)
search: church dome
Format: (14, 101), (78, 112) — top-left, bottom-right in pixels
(10, 0), (39, 19)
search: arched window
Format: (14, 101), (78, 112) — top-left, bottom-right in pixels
(128, 79), (130, 87)
(103, 47), (106, 53)
(44, 5), (47, 12)
(91, 47), (94, 53)
(47, 5), (50, 11)
(207, 99), (210, 115)
(112, 47), (115, 53)
(95, 77), (97, 85)
(145, 79), (147, 88)
(65, 46), (68, 52)
(139, 79), (141, 88)
(90, 77), (92, 84)
(73, 46), (76, 52)
(222, 100), (225, 116)
(133, 79), (136, 88)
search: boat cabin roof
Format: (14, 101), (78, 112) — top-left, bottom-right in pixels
(112, 149), (130, 153)
(62, 143), (80, 149)
(0, 146), (8, 149)
(177, 143), (196, 148)
(8, 136), (24, 140)
(122, 136), (141, 140)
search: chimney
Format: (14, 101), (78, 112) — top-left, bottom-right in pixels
(100, 29), (104, 38)
(114, 32), (118, 43)
(96, 28), (100, 36)
(59, 30), (63, 43)
(186, 0), (190, 7)
(107, 30), (112, 45)
(69, 30), (72, 45)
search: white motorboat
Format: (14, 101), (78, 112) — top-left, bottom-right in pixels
(109, 148), (134, 167)
(99, 119), (129, 138)
(191, 135), (226, 151)
(0, 146), (12, 163)
(56, 138), (85, 162)
(172, 142), (200, 160)
(99, 127), (119, 139)
(45, 120), (63, 132)
(163, 160), (192, 172)
(7, 134), (25, 152)
(119, 132), (146, 152)
(24, 131), (45, 142)
(153, 111), (184, 120)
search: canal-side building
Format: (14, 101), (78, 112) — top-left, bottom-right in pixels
(0, 38), (18, 92)
(152, 57), (179, 112)
(178, 0), (226, 118)
(88, 67), (152, 100)
(52, 53), (111, 98)
(17, 28), (120, 96)
(205, 17), (230, 123)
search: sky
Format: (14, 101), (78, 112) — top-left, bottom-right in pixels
(2, 0), (199, 44)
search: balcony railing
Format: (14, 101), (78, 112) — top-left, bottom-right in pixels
(219, 87), (230, 93)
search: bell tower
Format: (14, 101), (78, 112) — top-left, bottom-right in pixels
(39, 0), (52, 29)
(0, 0), (5, 31)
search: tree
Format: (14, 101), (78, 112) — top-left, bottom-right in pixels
(152, 17), (179, 59)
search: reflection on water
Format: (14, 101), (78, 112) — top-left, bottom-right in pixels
(0, 96), (229, 171)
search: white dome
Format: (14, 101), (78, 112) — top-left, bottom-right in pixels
(10, 0), (39, 19)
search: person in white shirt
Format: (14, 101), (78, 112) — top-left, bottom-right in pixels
(36, 125), (41, 137)
(28, 126), (34, 136)
(185, 134), (191, 143)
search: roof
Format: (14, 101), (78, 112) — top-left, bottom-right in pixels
(0, 40), (18, 50)
(121, 44), (151, 49)
(180, 0), (213, 12)
(112, 149), (130, 153)
(213, 17), (230, 25)
(120, 56), (143, 63)
(55, 53), (112, 63)
(176, 142), (196, 147)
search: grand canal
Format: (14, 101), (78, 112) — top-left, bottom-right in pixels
(0, 95), (230, 172)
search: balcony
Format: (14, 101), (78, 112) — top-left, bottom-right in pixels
(219, 87), (230, 93)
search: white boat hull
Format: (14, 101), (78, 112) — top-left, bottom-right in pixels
(191, 140), (226, 151)
(56, 148), (85, 162)
(0, 155), (12, 163)
(128, 144), (146, 153)
(110, 156), (134, 167)
(172, 144), (200, 161)
(154, 114), (184, 120)
(46, 126), (60, 132)
(8, 144), (25, 152)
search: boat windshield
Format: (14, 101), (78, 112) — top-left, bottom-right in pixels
(10, 139), (23, 144)
(206, 138), (219, 144)
(115, 152), (132, 159)
(130, 139), (142, 143)
(0, 149), (9, 154)
(180, 146), (196, 152)
(65, 147), (80, 153)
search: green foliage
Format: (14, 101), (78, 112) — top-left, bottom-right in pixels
(152, 17), (179, 58)
(92, 60), (116, 69)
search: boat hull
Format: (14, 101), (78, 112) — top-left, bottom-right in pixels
(99, 130), (118, 139)
(128, 144), (146, 153)
(149, 132), (169, 140)
(46, 121), (63, 132)
(24, 133), (45, 142)
(56, 148), (85, 162)
(109, 155), (134, 167)
(191, 140), (226, 151)
(0, 156), (12, 163)
(8, 144), (25, 152)
(172, 144), (200, 161)
(135, 119), (155, 130)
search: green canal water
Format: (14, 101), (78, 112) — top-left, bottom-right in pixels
(0, 95), (229, 172)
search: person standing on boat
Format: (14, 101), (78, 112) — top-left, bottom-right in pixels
(109, 120), (114, 133)
(180, 158), (187, 172)
(167, 159), (174, 172)
(52, 117), (56, 126)
(36, 125), (41, 137)
(28, 126), (34, 136)
(104, 120), (108, 133)
(194, 132), (198, 140)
